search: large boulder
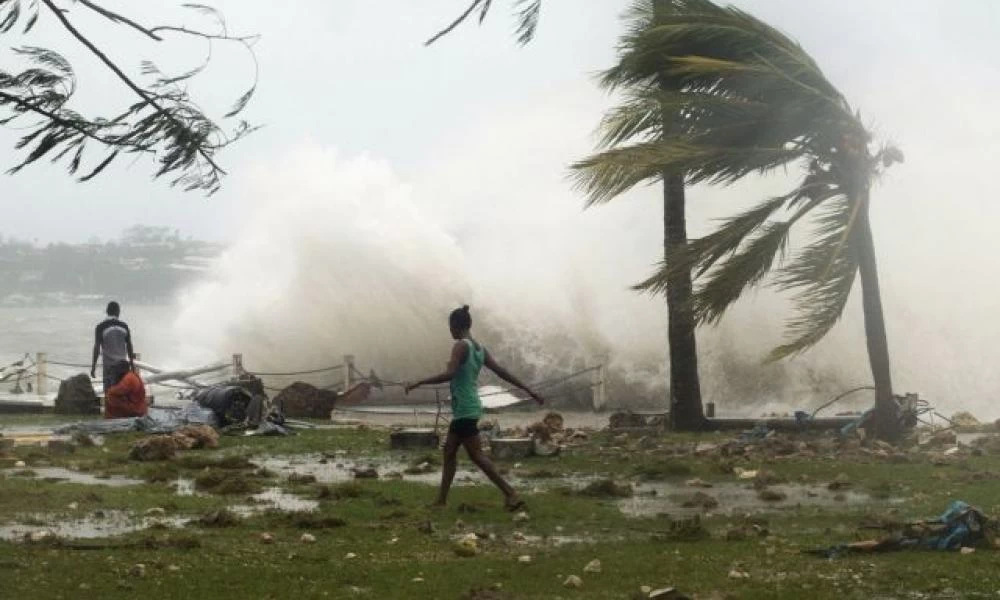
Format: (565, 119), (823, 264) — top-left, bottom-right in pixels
(274, 381), (370, 419)
(54, 373), (100, 415)
(273, 382), (340, 419)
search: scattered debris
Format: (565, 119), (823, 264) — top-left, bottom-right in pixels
(352, 467), (378, 479)
(454, 534), (480, 557)
(174, 425), (219, 449)
(577, 479), (633, 498)
(675, 491), (719, 510)
(198, 509), (242, 528)
(757, 488), (787, 502)
(583, 558), (602, 574)
(950, 412), (981, 429)
(827, 473), (851, 491)
(807, 500), (995, 558)
(685, 478), (713, 488)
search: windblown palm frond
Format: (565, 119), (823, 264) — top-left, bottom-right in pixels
(426, 0), (541, 46)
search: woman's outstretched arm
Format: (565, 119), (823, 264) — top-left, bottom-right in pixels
(484, 351), (544, 405)
(405, 341), (467, 393)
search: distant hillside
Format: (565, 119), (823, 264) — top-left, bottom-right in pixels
(0, 225), (221, 305)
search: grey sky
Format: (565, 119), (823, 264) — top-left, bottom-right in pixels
(2, 1), (999, 413)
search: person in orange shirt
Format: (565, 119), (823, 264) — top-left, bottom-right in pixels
(104, 367), (147, 419)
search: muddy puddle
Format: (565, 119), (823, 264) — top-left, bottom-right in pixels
(0, 510), (189, 541)
(617, 481), (896, 518)
(3, 466), (143, 487)
(252, 454), (590, 495)
(231, 488), (320, 515)
(254, 454), (469, 486)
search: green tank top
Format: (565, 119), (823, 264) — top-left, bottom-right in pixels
(450, 339), (485, 420)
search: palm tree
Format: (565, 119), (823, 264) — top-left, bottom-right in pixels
(573, 0), (903, 438)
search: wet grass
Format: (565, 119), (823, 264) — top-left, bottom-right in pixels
(4, 419), (1000, 597)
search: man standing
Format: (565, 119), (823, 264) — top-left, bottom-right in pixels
(90, 301), (135, 393)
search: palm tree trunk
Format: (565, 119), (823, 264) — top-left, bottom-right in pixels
(663, 171), (704, 430)
(855, 188), (897, 440)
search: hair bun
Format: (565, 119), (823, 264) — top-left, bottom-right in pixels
(461, 305), (470, 313)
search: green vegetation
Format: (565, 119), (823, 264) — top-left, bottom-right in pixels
(2, 418), (999, 598)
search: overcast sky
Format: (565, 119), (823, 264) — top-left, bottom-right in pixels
(2, 0), (999, 413)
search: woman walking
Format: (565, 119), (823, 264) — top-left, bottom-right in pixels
(406, 305), (543, 510)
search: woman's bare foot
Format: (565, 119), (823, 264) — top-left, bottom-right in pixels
(504, 494), (526, 512)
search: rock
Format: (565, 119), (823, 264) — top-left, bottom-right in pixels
(757, 488), (787, 502)
(640, 586), (652, 596)
(54, 373), (100, 415)
(685, 478), (713, 488)
(411, 577), (424, 583)
(260, 532), (275, 544)
(518, 555), (532, 565)
(563, 575), (583, 589)
(513, 511), (530, 523)
(71, 432), (98, 447)
(453, 536), (479, 557)
(301, 533), (316, 544)
(129, 564), (146, 578)
(728, 569), (750, 580)
(649, 588), (681, 599)
(145, 507), (166, 517)
(14, 460), (25, 468)
(924, 429), (958, 447)
(827, 473), (851, 491)
(583, 559), (602, 574)
(609, 412), (647, 429)
(128, 435), (189, 461)
(345, 552), (357, 559)
(46, 440), (76, 455)
(167, 565), (181, 572)
(543, 412), (564, 432)
(734, 468), (758, 480)
(26, 530), (54, 543)
(512, 531), (527, 542)
(677, 491), (719, 510)
(960, 546), (976, 555)
(352, 467), (379, 479)
(944, 446), (960, 456)
(533, 438), (561, 457)
(175, 425), (219, 449)
(417, 520), (436, 535)
(273, 382), (341, 419)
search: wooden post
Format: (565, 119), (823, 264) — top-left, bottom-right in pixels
(343, 355), (354, 391)
(35, 352), (46, 397)
(592, 357), (608, 411)
(232, 354), (244, 378)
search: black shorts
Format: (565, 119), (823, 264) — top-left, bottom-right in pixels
(448, 418), (479, 439)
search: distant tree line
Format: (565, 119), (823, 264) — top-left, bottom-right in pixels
(0, 225), (220, 303)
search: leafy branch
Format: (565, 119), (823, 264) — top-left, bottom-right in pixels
(0, 0), (258, 193)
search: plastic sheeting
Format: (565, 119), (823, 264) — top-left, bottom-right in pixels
(55, 404), (219, 436)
